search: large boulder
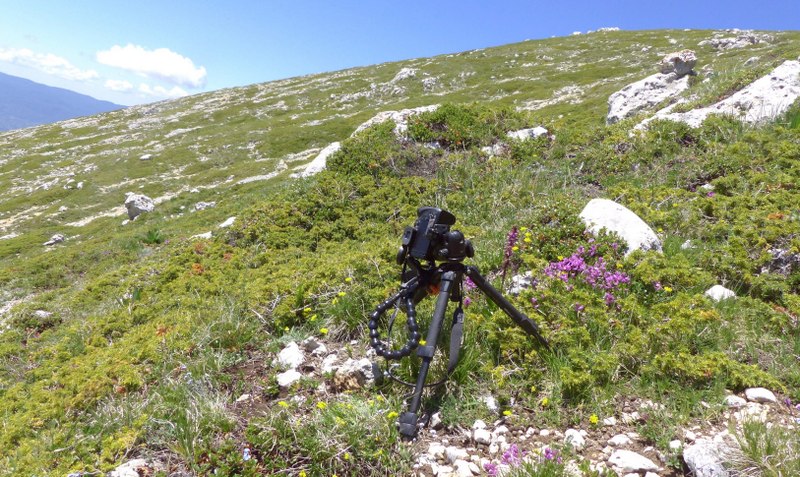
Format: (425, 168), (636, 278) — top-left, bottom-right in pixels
(683, 438), (733, 477)
(124, 193), (155, 220)
(659, 50), (697, 77)
(579, 199), (662, 255)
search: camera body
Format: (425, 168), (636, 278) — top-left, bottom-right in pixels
(397, 207), (474, 264)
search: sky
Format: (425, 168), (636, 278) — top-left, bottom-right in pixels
(0, 0), (797, 106)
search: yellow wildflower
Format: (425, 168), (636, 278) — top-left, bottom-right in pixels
(503, 410), (513, 416)
(278, 401), (289, 408)
(589, 413), (599, 425)
(320, 327), (329, 335)
(317, 401), (327, 410)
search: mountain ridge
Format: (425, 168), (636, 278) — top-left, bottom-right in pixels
(0, 71), (124, 131)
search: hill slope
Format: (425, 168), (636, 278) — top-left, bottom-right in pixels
(0, 72), (123, 131)
(0, 29), (799, 476)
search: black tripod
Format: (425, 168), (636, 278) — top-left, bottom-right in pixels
(368, 208), (549, 438)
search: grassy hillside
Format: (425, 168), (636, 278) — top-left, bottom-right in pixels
(0, 29), (799, 476)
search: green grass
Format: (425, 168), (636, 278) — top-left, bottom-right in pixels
(0, 28), (799, 475)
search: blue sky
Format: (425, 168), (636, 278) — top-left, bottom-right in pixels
(0, 0), (797, 106)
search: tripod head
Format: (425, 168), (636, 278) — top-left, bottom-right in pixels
(396, 207), (474, 265)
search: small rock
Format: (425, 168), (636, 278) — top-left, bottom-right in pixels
(645, 473), (661, 477)
(428, 442), (446, 460)
(43, 234), (65, 246)
(564, 429), (586, 450)
(453, 459), (473, 477)
(603, 416), (617, 426)
(140, 154), (153, 160)
(744, 387), (777, 403)
(33, 310), (53, 319)
(191, 231), (213, 240)
(472, 420), (487, 430)
(621, 411), (641, 424)
(507, 126), (549, 141)
(705, 285), (736, 301)
(608, 450), (659, 473)
(685, 430), (697, 442)
(276, 369), (302, 388)
(109, 459), (150, 477)
(445, 446), (469, 464)
(219, 216), (236, 228)
(430, 412), (443, 430)
(608, 434), (633, 447)
(481, 395), (498, 412)
(669, 440), (683, 451)
(332, 358), (374, 390)
(539, 429), (551, 437)
(321, 354), (339, 373)
(473, 428), (492, 445)
(194, 201), (216, 211)
(724, 395), (747, 408)
(276, 342), (305, 369)
(235, 393), (251, 403)
(683, 438), (731, 477)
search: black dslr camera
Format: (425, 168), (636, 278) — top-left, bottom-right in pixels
(397, 207), (474, 264)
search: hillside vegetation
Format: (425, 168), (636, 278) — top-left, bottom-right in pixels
(0, 29), (799, 476)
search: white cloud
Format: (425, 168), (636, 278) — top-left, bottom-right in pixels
(105, 79), (133, 92)
(138, 83), (189, 99)
(97, 44), (206, 88)
(0, 47), (98, 81)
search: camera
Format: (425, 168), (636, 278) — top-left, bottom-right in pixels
(397, 207), (474, 264)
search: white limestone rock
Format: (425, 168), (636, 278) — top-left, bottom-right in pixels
(638, 60), (800, 130)
(579, 199), (662, 255)
(43, 234), (65, 246)
(608, 434), (633, 447)
(724, 395), (747, 408)
(683, 438), (732, 477)
(607, 72), (691, 124)
(608, 450), (659, 473)
(276, 369), (302, 388)
(333, 358), (374, 390)
(219, 217), (236, 228)
(445, 446), (469, 464)
(659, 50), (697, 77)
(744, 387), (777, 403)
(109, 459), (151, 477)
(352, 104), (440, 138)
(473, 428), (492, 445)
(506, 126), (549, 140)
(124, 193), (155, 220)
(564, 429), (586, 450)
(293, 141), (341, 178)
(276, 342), (305, 369)
(705, 285), (736, 301)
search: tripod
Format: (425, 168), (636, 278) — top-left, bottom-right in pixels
(369, 254), (550, 438)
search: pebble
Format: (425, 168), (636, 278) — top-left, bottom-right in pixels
(608, 434), (632, 447)
(445, 446), (469, 464)
(608, 449), (659, 473)
(564, 429), (586, 450)
(724, 395), (747, 408)
(473, 428), (492, 445)
(603, 416), (617, 426)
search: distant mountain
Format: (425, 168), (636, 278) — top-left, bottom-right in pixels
(0, 71), (124, 131)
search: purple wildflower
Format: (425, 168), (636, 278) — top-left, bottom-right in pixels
(464, 296), (472, 307)
(604, 292), (616, 306)
(501, 444), (523, 466)
(707, 191), (715, 197)
(464, 276), (477, 291)
(500, 226), (519, 287)
(653, 281), (663, 291)
(484, 462), (498, 476)
(543, 447), (557, 461)
(784, 398), (793, 408)
(574, 303), (585, 312)
(531, 296), (540, 309)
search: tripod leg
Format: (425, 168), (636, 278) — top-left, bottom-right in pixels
(465, 266), (550, 351)
(398, 270), (458, 438)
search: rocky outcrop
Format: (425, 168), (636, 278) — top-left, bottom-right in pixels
(579, 199), (662, 255)
(607, 50), (696, 124)
(637, 60), (800, 129)
(292, 141), (341, 178)
(351, 104), (440, 137)
(699, 31), (773, 50)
